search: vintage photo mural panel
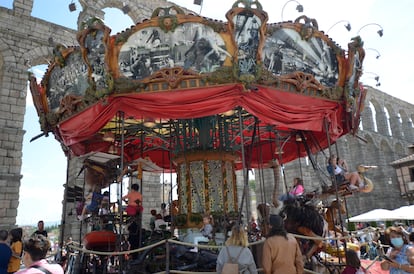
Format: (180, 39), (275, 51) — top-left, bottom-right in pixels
(263, 28), (339, 87)
(118, 23), (230, 80)
(46, 51), (88, 112)
(233, 11), (262, 76)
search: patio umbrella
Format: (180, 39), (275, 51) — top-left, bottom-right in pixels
(391, 205), (414, 220)
(348, 209), (396, 222)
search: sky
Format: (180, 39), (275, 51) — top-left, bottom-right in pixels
(1, 0), (413, 225)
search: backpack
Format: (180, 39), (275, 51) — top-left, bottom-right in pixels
(222, 246), (243, 274)
(30, 265), (52, 274)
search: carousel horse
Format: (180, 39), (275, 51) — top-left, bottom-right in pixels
(83, 160), (118, 187)
(279, 197), (327, 258)
(257, 203), (271, 237)
(324, 199), (347, 235)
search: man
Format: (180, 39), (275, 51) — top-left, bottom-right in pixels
(0, 230), (12, 274)
(122, 183), (142, 216)
(16, 234), (63, 274)
(33, 220), (48, 237)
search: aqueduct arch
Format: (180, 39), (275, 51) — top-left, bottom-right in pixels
(0, 0), (175, 230)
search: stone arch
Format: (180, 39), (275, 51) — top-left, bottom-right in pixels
(380, 139), (392, 153)
(77, 0), (171, 29)
(0, 37), (19, 79)
(361, 100), (376, 131)
(370, 99), (390, 136)
(399, 109), (414, 142)
(370, 99), (380, 132)
(362, 133), (375, 146)
(385, 103), (403, 138)
(21, 46), (54, 68)
(395, 142), (405, 156)
(383, 104), (395, 136)
(0, 36), (28, 228)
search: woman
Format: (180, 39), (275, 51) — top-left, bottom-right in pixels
(279, 178), (305, 202)
(380, 226), (414, 273)
(342, 249), (366, 274)
(216, 225), (258, 274)
(7, 228), (23, 274)
(327, 155), (362, 190)
(289, 178), (305, 196)
(15, 234), (63, 274)
(262, 215), (303, 274)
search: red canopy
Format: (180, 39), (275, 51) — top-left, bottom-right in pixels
(57, 83), (346, 169)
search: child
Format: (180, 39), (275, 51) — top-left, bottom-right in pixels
(98, 191), (110, 215)
(191, 214), (213, 252)
(342, 249), (366, 274)
(200, 214), (213, 240)
(78, 185), (103, 221)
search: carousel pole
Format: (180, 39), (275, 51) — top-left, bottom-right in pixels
(169, 121), (174, 234)
(324, 117), (346, 263)
(118, 111), (125, 274)
(58, 151), (70, 259)
(237, 107), (250, 225)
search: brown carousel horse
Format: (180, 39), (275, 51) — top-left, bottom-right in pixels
(83, 160), (118, 187)
(279, 197), (327, 258)
(257, 196), (327, 259)
(257, 203), (271, 237)
(325, 199), (347, 235)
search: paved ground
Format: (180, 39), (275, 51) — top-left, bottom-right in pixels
(361, 259), (387, 274)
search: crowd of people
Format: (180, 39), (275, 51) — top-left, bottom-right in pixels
(0, 220), (63, 274)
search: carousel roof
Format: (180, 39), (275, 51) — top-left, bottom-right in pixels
(29, 0), (367, 171)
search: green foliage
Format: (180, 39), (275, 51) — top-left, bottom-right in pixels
(347, 222), (356, 231)
(189, 213), (203, 224)
(174, 214), (187, 226)
(249, 180), (256, 190)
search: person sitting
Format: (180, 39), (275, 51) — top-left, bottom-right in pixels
(279, 177), (305, 202)
(191, 214), (214, 252)
(78, 185), (103, 221)
(327, 154), (363, 191)
(160, 203), (168, 220)
(15, 234), (63, 274)
(98, 191), (110, 216)
(122, 183), (143, 216)
(149, 209), (157, 231)
(161, 202), (171, 222)
(154, 214), (167, 232)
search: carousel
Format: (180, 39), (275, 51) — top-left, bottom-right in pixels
(29, 0), (371, 272)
